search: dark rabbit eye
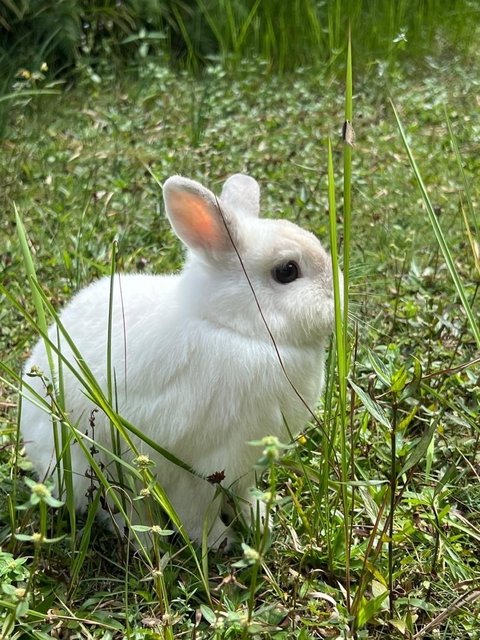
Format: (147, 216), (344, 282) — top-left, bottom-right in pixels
(272, 260), (300, 284)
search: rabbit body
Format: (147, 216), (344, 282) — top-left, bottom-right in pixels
(21, 174), (335, 547)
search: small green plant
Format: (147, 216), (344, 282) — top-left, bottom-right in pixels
(1, 477), (64, 636)
(0, 548), (30, 634)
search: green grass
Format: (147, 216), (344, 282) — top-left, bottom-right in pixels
(1, 29), (480, 640)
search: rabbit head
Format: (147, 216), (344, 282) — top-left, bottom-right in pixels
(163, 174), (335, 349)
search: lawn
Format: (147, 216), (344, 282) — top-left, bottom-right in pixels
(1, 6), (479, 639)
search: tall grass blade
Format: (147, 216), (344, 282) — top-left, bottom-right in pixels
(322, 33), (355, 615)
(14, 205), (54, 377)
(343, 30), (353, 343)
(234, 0), (262, 55)
(391, 100), (480, 348)
(106, 242), (128, 515)
(444, 107), (480, 274)
(342, 40), (355, 615)
(15, 205), (76, 542)
(195, 0), (227, 58)
(445, 107), (478, 237)
(327, 136), (350, 611)
(170, 3), (198, 73)
(327, 145), (344, 415)
(67, 489), (102, 596)
(0, 89), (61, 104)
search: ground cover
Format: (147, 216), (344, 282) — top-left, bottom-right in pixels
(0, 29), (479, 640)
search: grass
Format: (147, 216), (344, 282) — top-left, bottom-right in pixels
(1, 26), (480, 640)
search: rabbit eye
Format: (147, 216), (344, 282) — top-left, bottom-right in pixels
(272, 260), (300, 284)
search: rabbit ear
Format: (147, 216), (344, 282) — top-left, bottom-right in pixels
(220, 174), (260, 218)
(163, 176), (234, 253)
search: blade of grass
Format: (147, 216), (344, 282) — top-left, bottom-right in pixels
(391, 100), (480, 348)
(343, 29), (353, 343)
(15, 204), (76, 543)
(233, 0), (262, 56)
(169, 3), (198, 73)
(0, 89), (61, 104)
(14, 204), (54, 378)
(195, 0), (227, 58)
(106, 242), (128, 517)
(327, 136), (351, 611)
(67, 489), (102, 597)
(342, 34), (355, 619)
(444, 106), (479, 238)
(444, 107), (480, 275)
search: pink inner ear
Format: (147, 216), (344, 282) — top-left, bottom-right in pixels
(169, 191), (226, 250)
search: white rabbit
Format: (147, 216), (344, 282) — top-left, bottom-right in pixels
(20, 174), (336, 548)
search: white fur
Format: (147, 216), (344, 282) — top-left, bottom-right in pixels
(20, 174), (336, 548)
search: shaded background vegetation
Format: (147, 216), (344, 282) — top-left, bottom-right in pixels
(1, 0), (478, 77)
(0, 1), (479, 638)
